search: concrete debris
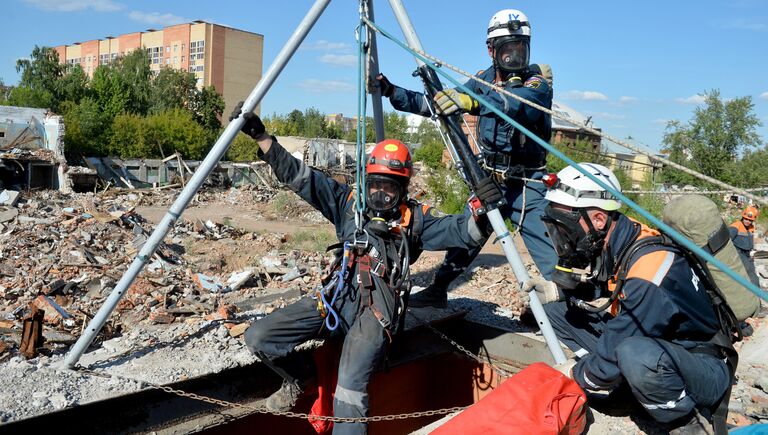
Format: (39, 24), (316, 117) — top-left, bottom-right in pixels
(0, 190), (20, 207)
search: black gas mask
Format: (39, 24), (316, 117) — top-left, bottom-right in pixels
(490, 35), (530, 76)
(542, 204), (611, 291)
(366, 174), (405, 237)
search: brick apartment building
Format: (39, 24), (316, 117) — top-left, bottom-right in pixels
(53, 21), (264, 117)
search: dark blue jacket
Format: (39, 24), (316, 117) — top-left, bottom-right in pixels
(261, 141), (487, 330)
(572, 215), (721, 391)
(388, 65), (552, 167)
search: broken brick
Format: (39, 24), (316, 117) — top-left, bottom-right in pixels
(149, 310), (175, 324)
(228, 323), (250, 338)
(31, 295), (71, 325)
(727, 412), (753, 427)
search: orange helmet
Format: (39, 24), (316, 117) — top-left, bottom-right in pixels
(742, 206), (759, 221)
(366, 139), (412, 179)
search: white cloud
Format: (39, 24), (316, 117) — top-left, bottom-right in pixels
(760, 91), (768, 100)
(594, 112), (625, 120)
(297, 79), (355, 94)
(562, 90), (609, 101)
(302, 40), (352, 51)
(619, 96), (638, 103)
(128, 11), (190, 26)
(318, 54), (357, 67)
(676, 94), (706, 105)
(23, 0), (123, 12)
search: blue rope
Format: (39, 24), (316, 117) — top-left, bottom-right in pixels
(366, 20), (768, 302)
(355, 18), (368, 219)
(321, 242), (351, 331)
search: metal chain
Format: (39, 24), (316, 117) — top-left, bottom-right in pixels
(72, 365), (466, 423)
(360, 16), (768, 207)
(407, 310), (513, 379)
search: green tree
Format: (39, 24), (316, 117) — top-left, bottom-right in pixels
(12, 46), (64, 110)
(190, 85), (224, 136)
(149, 66), (197, 113)
(143, 109), (208, 159)
(661, 89), (761, 184)
(226, 133), (260, 162)
(343, 117), (375, 143)
(62, 98), (109, 156)
(91, 49), (151, 118)
(303, 107), (326, 138)
(384, 111), (409, 141)
(285, 109), (305, 136)
(109, 113), (148, 158)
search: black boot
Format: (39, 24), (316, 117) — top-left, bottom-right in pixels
(265, 380), (304, 412)
(668, 409), (714, 435)
(408, 284), (448, 308)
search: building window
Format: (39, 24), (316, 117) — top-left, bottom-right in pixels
(166, 46), (170, 52)
(173, 44), (178, 52)
(181, 43), (185, 51)
(181, 55), (185, 63)
(173, 56), (178, 64)
(99, 53), (110, 65)
(166, 58), (170, 64)
(146, 46), (162, 64)
(111, 53), (118, 60)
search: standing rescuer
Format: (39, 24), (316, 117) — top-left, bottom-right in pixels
(229, 103), (500, 434)
(376, 8), (556, 308)
(729, 205), (760, 286)
(526, 163), (737, 434)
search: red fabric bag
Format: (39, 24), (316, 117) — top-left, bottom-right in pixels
(432, 362), (587, 435)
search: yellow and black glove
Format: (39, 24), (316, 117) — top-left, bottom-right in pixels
(433, 89), (479, 115)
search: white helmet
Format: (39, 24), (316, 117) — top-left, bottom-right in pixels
(487, 9), (531, 40)
(545, 163), (622, 211)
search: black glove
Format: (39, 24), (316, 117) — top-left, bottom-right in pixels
(230, 101), (265, 139)
(475, 176), (503, 209)
(375, 74), (395, 98)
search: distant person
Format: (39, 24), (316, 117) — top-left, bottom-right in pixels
(525, 163), (737, 434)
(376, 8), (556, 308)
(230, 103), (501, 434)
(730, 205), (760, 286)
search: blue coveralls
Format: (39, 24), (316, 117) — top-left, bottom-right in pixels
(544, 215), (731, 423)
(729, 219), (759, 286)
(387, 65), (556, 283)
(244, 141), (487, 434)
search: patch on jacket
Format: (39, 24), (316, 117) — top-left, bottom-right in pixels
(524, 76), (543, 88)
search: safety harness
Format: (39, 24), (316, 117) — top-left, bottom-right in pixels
(314, 193), (426, 343)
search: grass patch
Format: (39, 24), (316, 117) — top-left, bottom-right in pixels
(284, 229), (336, 252)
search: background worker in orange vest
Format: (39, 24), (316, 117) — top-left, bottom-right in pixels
(524, 163), (734, 434)
(729, 206), (760, 286)
(230, 103), (500, 434)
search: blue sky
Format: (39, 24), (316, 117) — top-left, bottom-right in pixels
(2, 0), (767, 152)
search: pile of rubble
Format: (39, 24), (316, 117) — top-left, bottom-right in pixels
(0, 189), (334, 362)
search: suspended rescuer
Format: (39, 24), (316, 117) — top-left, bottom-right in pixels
(230, 104), (502, 434)
(376, 8), (556, 308)
(729, 205), (760, 286)
(525, 163), (739, 434)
